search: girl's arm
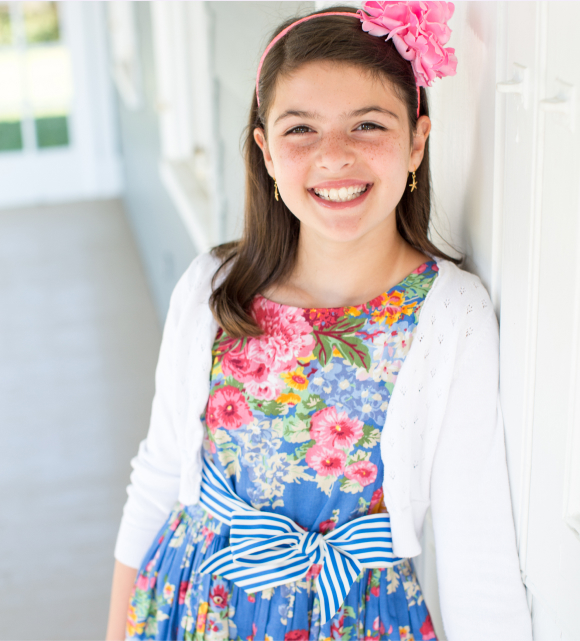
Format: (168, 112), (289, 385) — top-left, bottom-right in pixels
(430, 310), (532, 640)
(106, 560), (138, 640)
(113, 278), (183, 568)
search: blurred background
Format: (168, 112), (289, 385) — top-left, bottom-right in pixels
(0, 2), (579, 639)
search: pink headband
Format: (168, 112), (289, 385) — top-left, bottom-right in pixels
(255, 2), (458, 118)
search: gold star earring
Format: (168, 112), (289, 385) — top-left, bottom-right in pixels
(409, 170), (417, 192)
(274, 179), (279, 201)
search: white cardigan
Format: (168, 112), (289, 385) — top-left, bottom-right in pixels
(115, 251), (532, 640)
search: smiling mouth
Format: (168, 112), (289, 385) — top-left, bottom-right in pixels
(312, 184), (370, 203)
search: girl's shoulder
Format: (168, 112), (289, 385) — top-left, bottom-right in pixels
(162, 252), (222, 334)
(430, 256), (492, 308)
(425, 256), (497, 343)
(170, 252), (222, 307)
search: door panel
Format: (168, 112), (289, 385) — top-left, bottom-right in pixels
(0, 2), (121, 207)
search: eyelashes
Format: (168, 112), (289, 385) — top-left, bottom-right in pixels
(287, 125), (312, 135)
(357, 122), (384, 131)
(285, 122), (386, 136)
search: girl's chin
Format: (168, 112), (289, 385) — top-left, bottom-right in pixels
(301, 213), (392, 246)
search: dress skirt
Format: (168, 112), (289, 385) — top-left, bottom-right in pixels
(127, 503), (436, 641)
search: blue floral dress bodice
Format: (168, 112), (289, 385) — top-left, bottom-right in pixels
(128, 260), (439, 641)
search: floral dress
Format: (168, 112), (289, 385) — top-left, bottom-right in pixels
(128, 260), (439, 641)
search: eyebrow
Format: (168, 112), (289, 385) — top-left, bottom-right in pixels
(273, 106), (399, 125)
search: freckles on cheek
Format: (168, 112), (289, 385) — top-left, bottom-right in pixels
(277, 144), (311, 168)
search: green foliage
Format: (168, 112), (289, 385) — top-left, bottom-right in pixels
(283, 416), (311, 443)
(346, 449), (371, 465)
(339, 476), (363, 494)
(354, 424), (381, 449)
(301, 393), (326, 412)
(291, 439), (316, 461)
(248, 398), (285, 416)
(312, 316), (371, 369)
(343, 605), (357, 620)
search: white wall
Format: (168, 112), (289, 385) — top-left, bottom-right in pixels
(428, 3), (580, 639)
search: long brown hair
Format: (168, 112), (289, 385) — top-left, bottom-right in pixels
(210, 6), (463, 338)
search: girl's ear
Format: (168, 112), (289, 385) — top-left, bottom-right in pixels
(253, 127), (275, 179)
(409, 115), (431, 172)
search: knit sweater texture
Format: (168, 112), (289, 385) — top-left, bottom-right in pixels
(114, 251), (532, 640)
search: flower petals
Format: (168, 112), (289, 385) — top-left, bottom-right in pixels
(358, 1), (457, 88)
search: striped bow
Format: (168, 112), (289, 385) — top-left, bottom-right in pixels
(199, 457), (403, 625)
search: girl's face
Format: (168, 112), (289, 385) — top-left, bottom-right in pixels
(254, 61), (431, 245)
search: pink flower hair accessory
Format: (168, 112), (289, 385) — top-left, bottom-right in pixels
(357, 1), (458, 89)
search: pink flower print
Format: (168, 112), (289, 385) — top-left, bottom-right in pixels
(247, 622), (258, 641)
(413, 262), (427, 274)
(330, 611), (345, 638)
(420, 614), (437, 640)
(305, 564), (322, 579)
(284, 631), (309, 641)
(249, 297), (314, 373)
(210, 584), (228, 608)
(244, 373), (284, 400)
(345, 461), (378, 487)
(368, 293), (385, 309)
(205, 404), (221, 433)
(369, 488), (387, 514)
(310, 407), (364, 449)
(207, 386), (252, 431)
(201, 526), (215, 545)
(305, 445), (346, 476)
(178, 580), (189, 605)
(318, 519), (336, 535)
(304, 307), (342, 328)
(371, 584), (380, 597)
(222, 346), (270, 383)
(136, 573), (149, 591)
(372, 616), (385, 633)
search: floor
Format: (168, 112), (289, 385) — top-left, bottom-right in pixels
(0, 200), (162, 640)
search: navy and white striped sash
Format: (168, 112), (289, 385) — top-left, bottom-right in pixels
(198, 456), (403, 625)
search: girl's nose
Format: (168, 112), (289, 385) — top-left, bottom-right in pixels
(316, 134), (356, 173)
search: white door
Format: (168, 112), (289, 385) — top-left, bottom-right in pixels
(0, 1), (121, 207)
(499, 2), (580, 638)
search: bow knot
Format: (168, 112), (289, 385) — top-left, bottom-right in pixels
(299, 530), (326, 565)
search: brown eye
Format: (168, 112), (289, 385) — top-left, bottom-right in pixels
(357, 122), (384, 131)
(287, 126), (311, 135)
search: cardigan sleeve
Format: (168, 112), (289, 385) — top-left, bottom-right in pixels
(430, 310), (533, 640)
(113, 267), (191, 569)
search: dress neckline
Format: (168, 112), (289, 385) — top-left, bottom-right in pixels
(255, 259), (437, 312)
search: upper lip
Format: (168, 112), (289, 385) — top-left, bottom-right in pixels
(309, 179), (371, 190)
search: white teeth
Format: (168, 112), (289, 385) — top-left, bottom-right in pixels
(313, 185), (368, 202)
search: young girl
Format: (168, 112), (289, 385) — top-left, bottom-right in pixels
(107, 4), (533, 640)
